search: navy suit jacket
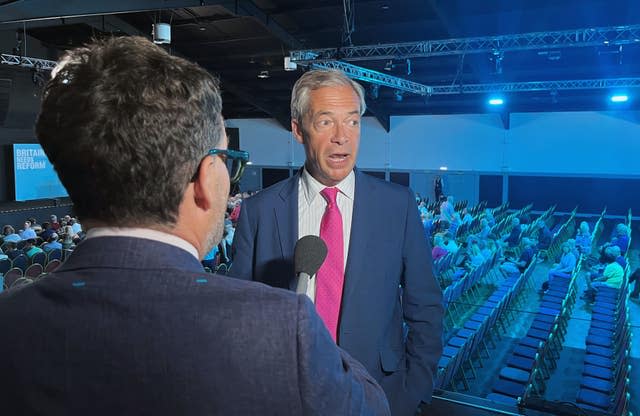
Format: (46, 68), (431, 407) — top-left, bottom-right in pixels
(232, 169), (444, 416)
(0, 236), (389, 416)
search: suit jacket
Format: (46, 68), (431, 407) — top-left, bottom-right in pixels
(232, 169), (444, 416)
(0, 236), (389, 416)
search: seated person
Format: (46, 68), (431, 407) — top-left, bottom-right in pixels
(610, 223), (630, 255)
(442, 232), (459, 254)
(500, 238), (535, 278)
(575, 221), (592, 255)
(484, 208), (496, 227)
(2, 226), (21, 244)
(19, 221), (37, 241)
(39, 222), (55, 241)
(501, 218), (522, 248)
(4, 242), (24, 260)
(421, 211), (434, 239)
(42, 233), (63, 252)
(461, 208), (473, 224)
(466, 241), (485, 269)
(448, 212), (462, 236)
(23, 239), (44, 259)
(431, 233), (449, 261)
(582, 247), (625, 302)
(536, 220), (553, 250)
(542, 242), (577, 291)
(566, 239), (580, 259)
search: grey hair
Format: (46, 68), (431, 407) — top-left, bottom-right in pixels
(290, 69), (366, 124)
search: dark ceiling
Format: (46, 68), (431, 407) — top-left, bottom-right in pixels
(1, 0), (640, 130)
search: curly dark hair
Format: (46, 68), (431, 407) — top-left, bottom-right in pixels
(36, 36), (224, 226)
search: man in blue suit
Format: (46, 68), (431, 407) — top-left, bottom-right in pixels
(0, 37), (389, 415)
(232, 69), (443, 416)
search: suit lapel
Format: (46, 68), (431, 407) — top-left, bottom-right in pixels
(343, 170), (374, 301)
(274, 173), (300, 290)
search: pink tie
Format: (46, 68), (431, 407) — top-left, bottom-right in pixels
(316, 187), (344, 342)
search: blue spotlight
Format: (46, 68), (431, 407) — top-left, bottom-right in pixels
(488, 97), (504, 106)
(610, 94), (629, 103)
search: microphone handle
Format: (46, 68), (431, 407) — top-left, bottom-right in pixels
(295, 272), (311, 295)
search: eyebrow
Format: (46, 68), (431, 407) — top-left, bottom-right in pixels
(315, 110), (360, 117)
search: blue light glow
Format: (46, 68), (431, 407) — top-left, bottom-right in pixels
(610, 94), (629, 103)
(488, 98), (504, 106)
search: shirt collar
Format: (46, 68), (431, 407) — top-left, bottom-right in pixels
(86, 227), (199, 260)
(300, 167), (355, 205)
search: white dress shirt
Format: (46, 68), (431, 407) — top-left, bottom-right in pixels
(298, 168), (355, 302)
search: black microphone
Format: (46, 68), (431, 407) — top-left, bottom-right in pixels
(294, 235), (328, 295)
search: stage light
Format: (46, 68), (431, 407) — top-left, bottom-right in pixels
(439, 166), (448, 171)
(257, 70), (270, 79)
(488, 97), (504, 106)
(610, 94), (629, 103)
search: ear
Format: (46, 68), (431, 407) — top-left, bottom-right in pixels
(192, 155), (215, 211)
(291, 119), (305, 145)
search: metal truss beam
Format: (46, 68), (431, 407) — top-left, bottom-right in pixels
(1, 53), (57, 70)
(309, 60), (432, 96)
(290, 24), (640, 63)
(430, 78), (640, 95)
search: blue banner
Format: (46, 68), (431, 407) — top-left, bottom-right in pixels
(13, 143), (68, 201)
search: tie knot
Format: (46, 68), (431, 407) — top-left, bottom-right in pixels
(320, 187), (339, 205)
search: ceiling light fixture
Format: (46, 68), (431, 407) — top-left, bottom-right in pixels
(610, 94), (629, 103)
(257, 70), (270, 79)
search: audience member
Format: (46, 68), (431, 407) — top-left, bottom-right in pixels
(42, 233), (63, 252)
(500, 238), (534, 278)
(541, 242), (577, 291)
(502, 217), (522, 248)
(610, 223), (630, 255)
(432, 233), (449, 261)
(50, 214), (61, 231)
(582, 246), (624, 303)
(574, 221), (592, 255)
(22, 239), (44, 259)
(19, 221), (37, 241)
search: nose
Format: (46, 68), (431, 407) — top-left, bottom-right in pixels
(331, 122), (348, 144)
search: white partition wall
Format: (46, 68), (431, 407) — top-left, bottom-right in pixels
(229, 111), (640, 177)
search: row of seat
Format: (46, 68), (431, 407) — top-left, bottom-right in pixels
(1, 259), (62, 289)
(487, 253), (582, 405)
(436, 251), (539, 392)
(575, 265), (632, 415)
(442, 251), (499, 332)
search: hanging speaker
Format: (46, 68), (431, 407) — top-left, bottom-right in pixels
(152, 23), (171, 44)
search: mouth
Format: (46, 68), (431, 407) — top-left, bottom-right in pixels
(328, 153), (349, 163)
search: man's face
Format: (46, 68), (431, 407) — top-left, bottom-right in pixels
(292, 85), (361, 187)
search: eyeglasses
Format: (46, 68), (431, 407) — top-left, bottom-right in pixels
(192, 148), (250, 185)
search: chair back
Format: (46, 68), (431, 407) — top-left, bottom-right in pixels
(11, 254), (28, 272)
(44, 259), (62, 273)
(4, 267), (23, 287)
(31, 251), (47, 267)
(25, 263), (44, 278)
(10, 277), (33, 289)
(0, 258), (11, 274)
(47, 248), (62, 262)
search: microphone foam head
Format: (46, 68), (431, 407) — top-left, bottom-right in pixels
(294, 235), (328, 276)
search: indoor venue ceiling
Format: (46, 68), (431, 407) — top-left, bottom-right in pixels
(1, 0), (639, 130)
